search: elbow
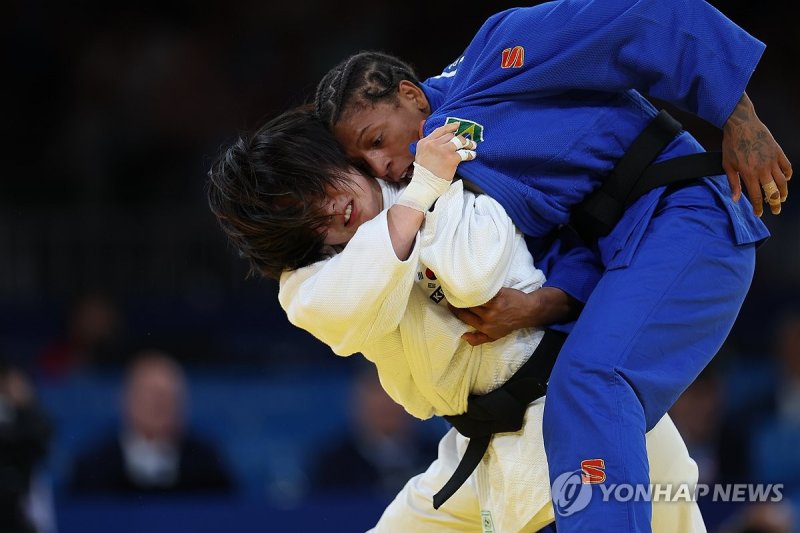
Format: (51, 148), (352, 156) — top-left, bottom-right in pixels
(444, 279), (504, 308)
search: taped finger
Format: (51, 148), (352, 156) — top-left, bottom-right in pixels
(763, 180), (780, 202)
(458, 149), (476, 161)
(449, 136), (465, 150)
(763, 180), (781, 214)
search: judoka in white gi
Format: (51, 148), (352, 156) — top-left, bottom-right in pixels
(207, 108), (706, 532)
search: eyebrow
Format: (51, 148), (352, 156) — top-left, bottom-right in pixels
(356, 123), (373, 146)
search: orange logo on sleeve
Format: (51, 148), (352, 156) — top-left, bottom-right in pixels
(501, 46), (525, 69)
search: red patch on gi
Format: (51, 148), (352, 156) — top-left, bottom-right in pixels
(580, 458), (606, 484)
(501, 46), (525, 69)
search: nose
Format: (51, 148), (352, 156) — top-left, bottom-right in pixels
(365, 152), (393, 181)
(329, 196), (343, 218)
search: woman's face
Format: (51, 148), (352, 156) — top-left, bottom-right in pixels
(333, 80), (430, 183)
(321, 168), (384, 246)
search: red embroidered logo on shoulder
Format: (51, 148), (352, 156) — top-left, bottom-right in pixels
(501, 46), (524, 69)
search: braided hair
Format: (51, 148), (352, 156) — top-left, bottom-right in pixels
(206, 106), (354, 280)
(314, 51), (421, 129)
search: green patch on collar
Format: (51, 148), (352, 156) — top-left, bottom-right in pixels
(445, 116), (485, 143)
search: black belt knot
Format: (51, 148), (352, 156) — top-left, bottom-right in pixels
(446, 382), (546, 439)
(432, 329), (566, 509)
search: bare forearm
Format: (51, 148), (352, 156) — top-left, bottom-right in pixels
(450, 286), (582, 346)
(526, 287), (582, 327)
(386, 204), (425, 260)
(388, 122), (477, 260)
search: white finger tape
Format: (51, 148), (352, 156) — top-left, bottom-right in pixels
(458, 149), (476, 161)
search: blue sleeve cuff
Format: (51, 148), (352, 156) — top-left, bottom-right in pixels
(527, 228), (603, 305)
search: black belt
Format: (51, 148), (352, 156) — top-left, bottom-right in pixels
(432, 329), (568, 509)
(570, 110), (724, 242)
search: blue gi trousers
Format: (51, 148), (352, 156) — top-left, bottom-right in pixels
(543, 182), (756, 532)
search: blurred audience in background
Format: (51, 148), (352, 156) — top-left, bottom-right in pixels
(37, 293), (129, 380)
(669, 309), (800, 529)
(0, 359), (53, 533)
(309, 367), (439, 497)
(771, 312), (800, 426)
(749, 311), (800, 497)
(718, 501), (796, 533)
(671, 367), (725, 483)
(669, 361), (752, 485)
(67, 350), (234, 495)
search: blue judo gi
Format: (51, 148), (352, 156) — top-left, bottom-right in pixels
(416, 0), (769, 530)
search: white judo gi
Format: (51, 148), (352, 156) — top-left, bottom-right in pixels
(279, 180), (705, 532)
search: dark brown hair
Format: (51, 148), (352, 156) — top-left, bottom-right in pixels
(207, 106), (354, 279)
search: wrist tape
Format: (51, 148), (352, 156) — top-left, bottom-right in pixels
(396, 163), (450, 212)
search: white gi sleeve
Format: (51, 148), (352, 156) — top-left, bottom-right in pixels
(419, 181), (517, 308)
(278, 210), (420, 356)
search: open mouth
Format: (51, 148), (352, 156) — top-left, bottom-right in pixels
(344, 202), (353, 225)
(400, 164), (414, 181)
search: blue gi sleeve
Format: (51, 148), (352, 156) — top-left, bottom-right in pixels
(526, 227), (603, 333)
(447, 0), (765, 128)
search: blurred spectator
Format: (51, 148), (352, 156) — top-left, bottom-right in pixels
(309, 368), (439, 497)
(749, 311), (800, 493)
(67, 350), (234, 495)
(37, 293), (129, 379)
(670, 366), (724, 484)
(678, 312), (800, 531)
(670, 359), (755, 486)
(718, 501), (796, 533)
(773, 312), (800, 425)
(0, 359), (52, 533)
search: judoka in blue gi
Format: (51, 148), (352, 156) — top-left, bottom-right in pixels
(313, 0), (792, 531)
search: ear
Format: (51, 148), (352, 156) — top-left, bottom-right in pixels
(398, 80), (430, 114)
